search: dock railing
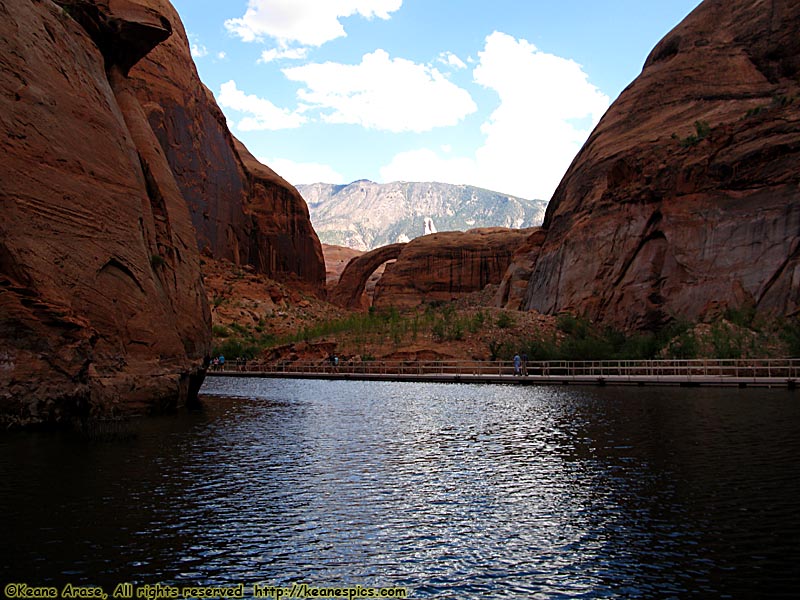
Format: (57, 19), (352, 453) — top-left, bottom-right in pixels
(211, 357), (800, 384)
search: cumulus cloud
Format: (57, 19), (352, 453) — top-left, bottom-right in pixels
(191, 43), (208, 58)
(259, 157), (345, 185)
(380, 149), (475, 185)
(282, 49), (477, 133)
(259, 46), (310, 63)
(438, 51), (467, 70)
(216, 80), (307, 131)
(380, 31), (610, 199)
(225, 0), (402, 46)
(188, 34), (208, 59)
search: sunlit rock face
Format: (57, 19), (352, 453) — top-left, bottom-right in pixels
(372, 228), (535, 310)
(520, 0), (800, 330)
(128, 0), (325, 296)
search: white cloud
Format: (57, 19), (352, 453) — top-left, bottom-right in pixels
(191, 43), (208, 58)
(380, 149), (475, 185)
(282, 49), (477, 133)
(259, 157), (345, 185)
(216, 80), (307, 131)
(438, 51), (467, 70)
(379, 32), (610, 199)
(259, 46), (310, 63)
(217, 51), (227, 60)
(225, 0), (402, 46)
(188, 34), (208, 58)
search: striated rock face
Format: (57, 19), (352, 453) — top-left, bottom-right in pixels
(372, 229), (535, 310)
(0, 0), (210, 426)
(128, 0), (325, 295)
(521, 0), (800, 329)
(495, 229), (547, 310)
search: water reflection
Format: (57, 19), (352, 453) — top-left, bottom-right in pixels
(1, 379), (799, 598)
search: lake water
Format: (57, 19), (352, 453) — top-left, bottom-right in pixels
(1, 378), (799, 598)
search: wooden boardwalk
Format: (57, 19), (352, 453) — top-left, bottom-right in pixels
(207, 359), (800, 389)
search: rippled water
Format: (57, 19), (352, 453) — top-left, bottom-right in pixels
(2, 379), (800, 598)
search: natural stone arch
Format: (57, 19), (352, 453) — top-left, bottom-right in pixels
(330, 243), (406, 309)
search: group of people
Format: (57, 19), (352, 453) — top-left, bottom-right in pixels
(209, 355), (248, 370)
(513, 352), (529, 376)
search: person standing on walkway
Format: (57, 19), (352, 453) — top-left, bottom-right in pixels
(522, 352), (528, 376)
(513, 353), (521, 376)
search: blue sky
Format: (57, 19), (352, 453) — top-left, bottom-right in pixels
(174, 0), (703, 200)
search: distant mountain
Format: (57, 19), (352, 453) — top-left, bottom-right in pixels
(298, 180), (547, 251)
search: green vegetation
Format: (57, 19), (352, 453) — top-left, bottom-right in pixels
(210, 303), (494, 359)
(672, 120), (711, 147)
(744, 94), (796, 120)
(210, 296), (793, 362)
(772, 94), (795, 108)
(745, 106), (766, 119)
(780, 317), (800, 357)
(491, 311), (784, 362)
(496, 312), (515, 329)
(211, 325), (231, 338)
(150, 254), (166, 268)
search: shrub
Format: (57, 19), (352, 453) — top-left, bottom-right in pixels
(673, 120), (711, 147)
(212, 325), (231, 338)
(488, 340), (507, 361)
(469, 311), (486, 333)
(709, 322), (745, 359)
(212, 339), (260, 361)
(724, 304), (756, 328)
(496, 312), (515, 329)
(150, 254), (166, 268)
(666, 330), (699, 359)
(523, 336), (559, 361)
(781, 318), (800, 357)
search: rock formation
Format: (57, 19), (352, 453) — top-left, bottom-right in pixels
(369, 229), (535, 310)
(330, 244), (406, 310)
(518, 0), (800, 329)
(322, 244), (364, 290)
(128, 0), (325, 295)
(0, 0), (213, 426)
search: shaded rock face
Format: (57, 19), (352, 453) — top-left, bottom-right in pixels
(495, 228), (546, 310)
(0, 0), (210, 426)
(521, 0), (800, 330)
(372, 229), (535, 310)
(127, 0), (325, 295)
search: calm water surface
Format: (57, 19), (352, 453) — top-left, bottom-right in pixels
(1, 379), (799, 598)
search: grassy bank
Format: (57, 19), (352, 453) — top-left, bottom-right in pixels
(212, 301), (799, 362)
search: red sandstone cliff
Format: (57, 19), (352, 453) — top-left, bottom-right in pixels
(371, 229), (534, 310)
(128, 0), (325, 295)
(0, 0), (211, 426)
(519, 0), (800, 329)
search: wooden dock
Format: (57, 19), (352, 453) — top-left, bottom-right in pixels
(206, 358), (800, 389)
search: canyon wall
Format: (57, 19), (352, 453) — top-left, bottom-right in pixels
(520, 0), (800, 329)
(0, 0), (211, 426)
(128, 0), (325, 295)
